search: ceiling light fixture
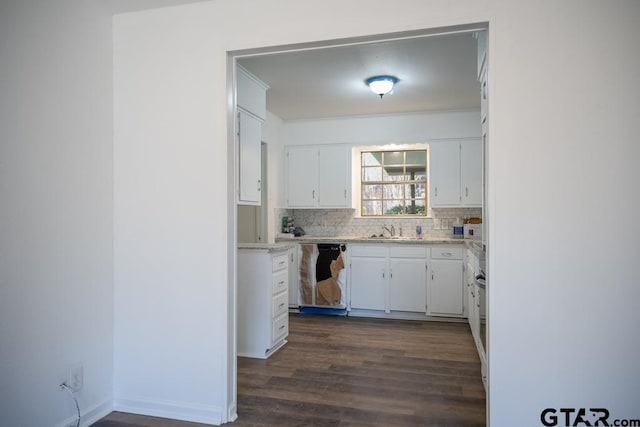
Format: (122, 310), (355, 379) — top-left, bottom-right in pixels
(366, 75), (398, 99)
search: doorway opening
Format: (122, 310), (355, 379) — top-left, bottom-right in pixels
(228, 21), (489, 424)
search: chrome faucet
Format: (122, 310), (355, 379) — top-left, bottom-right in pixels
(382, 224), (395, 237)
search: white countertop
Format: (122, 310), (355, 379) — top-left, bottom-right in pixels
(237, 243), (291, 252)
(275, 235), (472, 245)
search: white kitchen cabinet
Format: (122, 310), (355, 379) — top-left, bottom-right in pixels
(318, 145), (351, 207)
(286, 146), (318, 207)
(237, 248), (288, 358)
(460, 140), (483, 206)
(389, 258), (427, 312)
(286, 145), (351, 208)
(237, 66), (268, 205)
(238, 110), (262, 205)
(237, 65), (267, 121)
(428, 247), (464, 317)
(429, 139), (482, 208)
(349, 244), (427, 314)
(349, 253), (387, 311)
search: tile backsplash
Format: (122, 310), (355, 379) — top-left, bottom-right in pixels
(278, 208), (482, 238)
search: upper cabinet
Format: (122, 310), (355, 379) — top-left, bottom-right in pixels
(237, 65), (267, 121)
(286, 145), (352, 208)
(430, 139), (482, 208)
(237, 66), (268, 205)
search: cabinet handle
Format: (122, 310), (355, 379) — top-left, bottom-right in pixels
(290, 253), (294, 262)
(279, 325), (285, 330)
(465, 187), (469, 197)
(390, 269), (393, 279)
(431, 273), (434, 281)
(312, 190), (315, 199)
(257, 179), (261, 191)
(344, 189), (347, 198)
(279, 302), (285, 308)
(434, 187), (438, 197)
(278, 281), (285, 286)
(442, 252), (452, 257)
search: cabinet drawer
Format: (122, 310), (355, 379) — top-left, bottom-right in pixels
(431, 247), (463, 260)
(272, 270), (288, 295)
(272, 292), (288, 318)
(272, 253), (288, 272)
(272, 313), (288, 343)
(350, 244), (387, 257)
(389, 245), (427, 259)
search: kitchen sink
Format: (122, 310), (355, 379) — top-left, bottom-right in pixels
(363, 235), (418, 241)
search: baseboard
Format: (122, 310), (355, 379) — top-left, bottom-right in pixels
(113, 395), (223, 425)
(55, 398), (112, 427)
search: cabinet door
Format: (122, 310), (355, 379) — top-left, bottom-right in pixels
(238, 111), (262, 204)
(318, 145), (351, 207)
(429, 141), (461, 206)
(349, 257), (386, 311)
(460, 139), (482, 206)
(428, 259), (464, 316)
(389, 258), (426, 313)
(237, 66), (267, 120)
(287, 147), (318, 207)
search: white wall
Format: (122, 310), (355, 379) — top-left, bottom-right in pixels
(113, 5), (228, 424)
(282, 110), (481, 146)
(0, 1), (114, 426)
(113, 0), (640, 425)
(488, 1), (640, 423)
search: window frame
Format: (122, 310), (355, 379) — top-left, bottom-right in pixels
(357, 144), (429, 218)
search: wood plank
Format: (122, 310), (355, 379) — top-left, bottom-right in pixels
(93, 314), (486, 426)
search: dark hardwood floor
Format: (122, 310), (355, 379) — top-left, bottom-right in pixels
(94, 314), (486, 426)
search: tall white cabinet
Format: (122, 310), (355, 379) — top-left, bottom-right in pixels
(237, 247), (289, 359)
(237, 65), (268, 205)
(286, 145), (352, 208)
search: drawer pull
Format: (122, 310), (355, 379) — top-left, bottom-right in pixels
(278, 261), (285, 266)
(278, 281), (285, 286)
(279, 325), (285, 330)
(279, 303), (285, 308)
(442, 252), (452, 257)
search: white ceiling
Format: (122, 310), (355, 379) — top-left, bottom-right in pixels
(238, 32), (480, 121)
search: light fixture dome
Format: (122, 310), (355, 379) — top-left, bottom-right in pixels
(366, 75), (398, 98)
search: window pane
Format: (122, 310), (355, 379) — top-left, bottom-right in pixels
(383, 165), (407, 181)
(362, 200), (382, 216)
(383, 183), (404, 199)
(362, 166), (382, 182)
(362, 152), (382, 166)
(405, 199), (425, 215)
(405, 183), (425, 198)
(384, 200), (405, 215)
(406, 150), (426, 165)
(362, 184), (382, 199)
(384, 151), (404, 165)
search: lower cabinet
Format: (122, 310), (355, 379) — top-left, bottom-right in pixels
(348, 243), (464, 318)
(350, 255), (387, 311)
(237, 248), (289, 358)
(349, 244), (427, 314)
(389, 246), (427, 312)
(428, 247), (465, 316)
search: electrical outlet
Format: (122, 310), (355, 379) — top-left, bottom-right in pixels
(67, 363), (83, 392)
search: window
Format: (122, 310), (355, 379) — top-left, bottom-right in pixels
(361, 149), (427, 216)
